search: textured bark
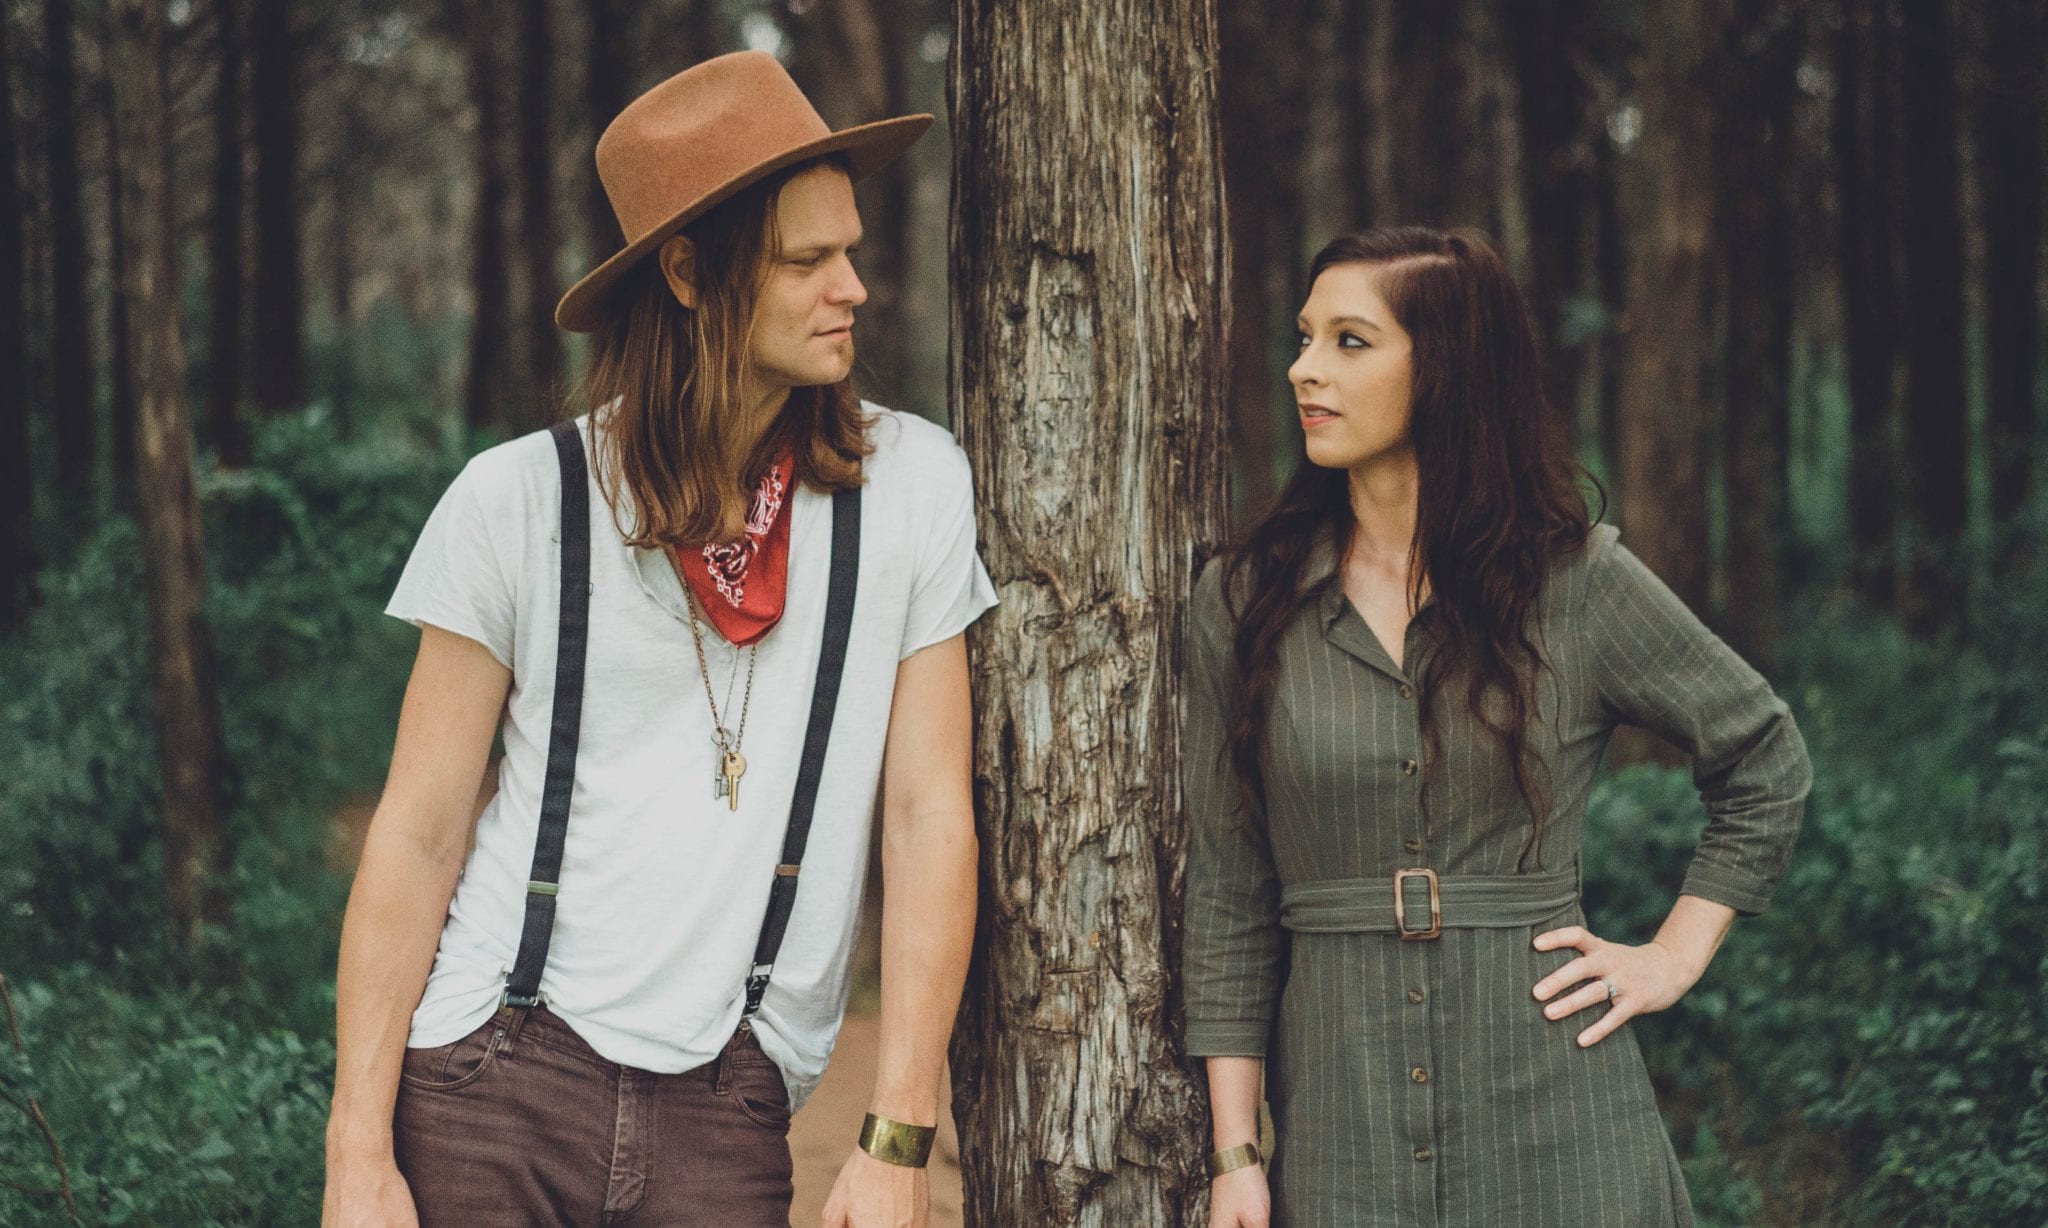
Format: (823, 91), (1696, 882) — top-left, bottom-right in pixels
(207, 0), (247, 464)
(1834, 0), (1901, 605)
(1972, 0), (2044, 535)
(44, 0), (95, 509)
(1616, 0), (1718, 610)
(519, 0), (562, 424)
(0, 2), (30, 626)
(464, 3), (511, 433)
(250, 0), (305, 415)
(109, 0), (234, 956)
(1896, 0), (1968, 629)
(1719, 0), (1800, 668)
(948, 2), (1227, 1223)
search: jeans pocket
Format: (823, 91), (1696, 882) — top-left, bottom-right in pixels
(398, 1016), (502, 1092)
(731, 1057), (792, 1130)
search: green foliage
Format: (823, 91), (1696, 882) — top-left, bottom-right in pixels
(1585, 590), (2048, 1226)
(0, 969), (334, 1226)
(0, 405), (469, 1223)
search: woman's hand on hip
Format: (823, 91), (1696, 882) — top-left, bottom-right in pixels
(1530, 924), (1704, 1048)
(1210, 1164), (1273, 1228)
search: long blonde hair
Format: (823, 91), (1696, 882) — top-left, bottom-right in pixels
(575, 158), (870, 548)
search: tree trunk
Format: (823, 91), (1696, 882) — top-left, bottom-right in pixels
(582, 0), (631, 270)
(109, 0), (234, 957)
(1331, 0), (1374, 230)
(519, 0), (562, 424)
(104, 44), (136, 511)
(1718, 0), (1800, 669)
(250, 0), (305, 415)
(1896, 0), (1968, 629)
(1221, 0), (1312, 512)
(1616, 0), (1718, 611)
(1834, 0), (1901, 606)
(0, 2), (31, 627)
(1503, 0), (1599, 435)
(1972, 0), (2044, 538)
(207, 0), (247, 464)
(948, 2), (1227, 1223)
(44, 0), (96, 511)
(464, 4), (512, 433)
(330, 87), (361, 435)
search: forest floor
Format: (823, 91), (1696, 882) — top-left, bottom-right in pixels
(332, 796), (965, 1227)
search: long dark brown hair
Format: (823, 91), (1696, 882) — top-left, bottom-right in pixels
(1222, 227), (1597, 868)
(576, 156), (870, 550)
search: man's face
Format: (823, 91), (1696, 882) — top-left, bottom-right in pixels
(746, 164), (867, 395)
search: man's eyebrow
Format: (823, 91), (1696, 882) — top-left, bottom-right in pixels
(781, 234), (865, 258)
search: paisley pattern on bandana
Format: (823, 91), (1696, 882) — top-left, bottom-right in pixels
(701, 465), (788, 607)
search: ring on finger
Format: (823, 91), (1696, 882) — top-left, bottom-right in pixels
(1602, 978), (1618, 1001)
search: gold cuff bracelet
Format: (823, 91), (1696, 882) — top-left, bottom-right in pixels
(1207, 1141), (1264, 1179)
(859, 1112), (937, 1168)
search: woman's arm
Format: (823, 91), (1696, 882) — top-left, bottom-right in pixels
(323, 625), (511, 1226)
(822, 632), (977, 1228)
(1536, 537), (1813, 1045)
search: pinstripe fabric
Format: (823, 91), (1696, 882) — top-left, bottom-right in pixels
(1181, 523), (1810, 1228)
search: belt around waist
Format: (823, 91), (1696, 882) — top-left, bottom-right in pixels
(1279, 868), (1578, 938)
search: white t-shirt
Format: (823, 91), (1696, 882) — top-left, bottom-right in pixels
(385, 405), (996, 1108)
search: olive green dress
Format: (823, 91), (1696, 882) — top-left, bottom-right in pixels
(1182, 524), (1810, 1228)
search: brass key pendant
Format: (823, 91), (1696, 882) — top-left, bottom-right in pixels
(721, 750), (747, 811)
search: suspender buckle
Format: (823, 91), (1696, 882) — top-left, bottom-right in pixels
(1393, 867), (1442, 940)
(499, 987), (546, 1011)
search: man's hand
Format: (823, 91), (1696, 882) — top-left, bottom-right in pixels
(820, 1150), (928, 1228)
(321, 1150), (419, 1228)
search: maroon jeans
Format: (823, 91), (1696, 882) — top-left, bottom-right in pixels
(393, 1006), (794, 1226)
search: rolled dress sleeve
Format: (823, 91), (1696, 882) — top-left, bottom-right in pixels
(898, 436), (998, 659)
(1583, 537), (1812, 915)
(385, 457), (520, 669)
(1182, 560), (1287, 1057)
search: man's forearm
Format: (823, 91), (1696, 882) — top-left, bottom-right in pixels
(327, 821), (466, 1155)
(868, 805), (978, 1125)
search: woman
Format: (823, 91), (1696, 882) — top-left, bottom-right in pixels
(1182, 227), (1810, 1227)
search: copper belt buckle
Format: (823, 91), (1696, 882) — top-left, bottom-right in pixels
(1393, 867), (1442, 940)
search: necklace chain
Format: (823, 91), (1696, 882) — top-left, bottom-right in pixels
(682, 581), (757, 752)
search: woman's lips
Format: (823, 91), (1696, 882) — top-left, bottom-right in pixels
(1299, 404), (1338, 427)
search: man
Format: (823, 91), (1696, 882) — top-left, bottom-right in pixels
(322, 52), (990, 1227)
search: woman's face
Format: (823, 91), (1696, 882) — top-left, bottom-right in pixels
(1287, 262), (1416, 472)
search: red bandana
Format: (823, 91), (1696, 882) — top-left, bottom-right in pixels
(676, 455), (796, 646)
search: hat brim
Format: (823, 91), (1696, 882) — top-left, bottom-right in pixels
(554, 113), (934, 333)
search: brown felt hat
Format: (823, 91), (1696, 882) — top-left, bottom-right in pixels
(555, 50), (932, 332)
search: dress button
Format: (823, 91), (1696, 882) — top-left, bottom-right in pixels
(1407, 988), (1425, 1004)
(1410, 1066), (1429, 1084)
(1398, 683), (1414, 700)
(1403, 837), (1422, 853)
(1414, 1146), (1433, 1162)
(1400, 758), (1419, 776)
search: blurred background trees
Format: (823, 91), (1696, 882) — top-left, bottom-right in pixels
(0, 0), (2043, 1223)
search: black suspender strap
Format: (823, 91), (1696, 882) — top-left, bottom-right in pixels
(501, 422), (592, 1010)
(501, 431), (862, 1024)
(742, 485), (862, 1023)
